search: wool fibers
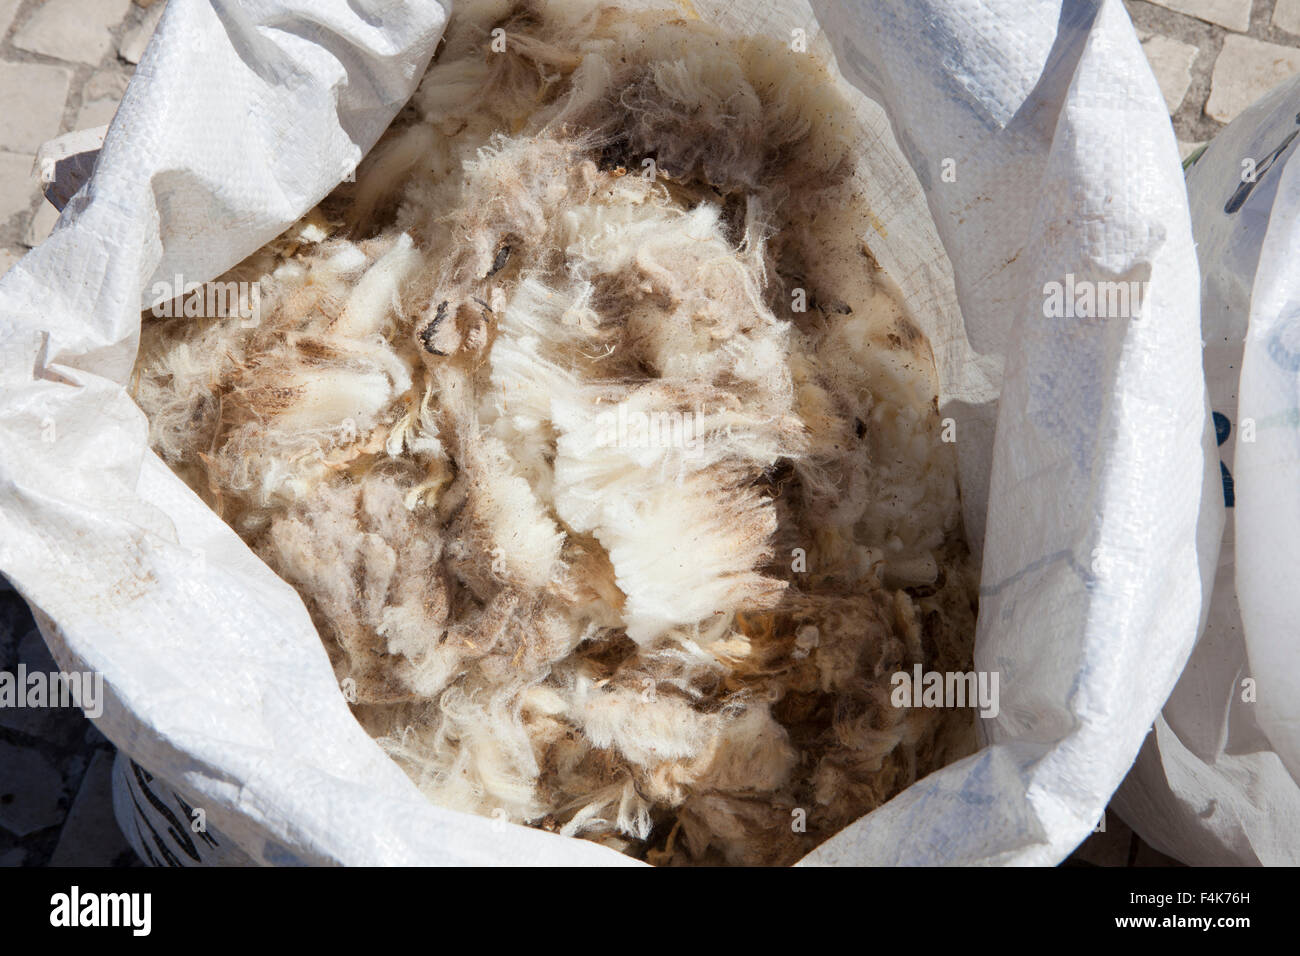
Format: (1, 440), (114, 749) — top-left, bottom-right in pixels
(132, 0), (979, 865)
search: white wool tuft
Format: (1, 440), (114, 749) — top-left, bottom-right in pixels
(336, 232), (421, 338)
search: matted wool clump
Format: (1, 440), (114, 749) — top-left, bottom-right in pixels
(132, 0), (979, 865)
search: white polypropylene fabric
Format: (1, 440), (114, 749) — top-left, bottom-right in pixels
(0, 0), (1216, 865)
(1113, 77), (1300, 866)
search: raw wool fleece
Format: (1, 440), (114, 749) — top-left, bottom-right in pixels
(131, 0), (979, 865)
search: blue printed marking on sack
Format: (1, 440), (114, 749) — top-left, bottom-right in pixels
(1266, 309), (1300, 371)
(1213, 411), (1234, 508)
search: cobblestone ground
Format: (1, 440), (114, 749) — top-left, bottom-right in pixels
(1, 0), (1296, 867)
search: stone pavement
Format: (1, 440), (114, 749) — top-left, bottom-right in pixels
(1126, 0), (1300, 153)
(0, 0), (1296, 868)
(0, 581), (137, 866)
(0, 0), (161, 273)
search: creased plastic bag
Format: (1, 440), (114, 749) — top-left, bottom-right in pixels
(0, 0), (1216, 865)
